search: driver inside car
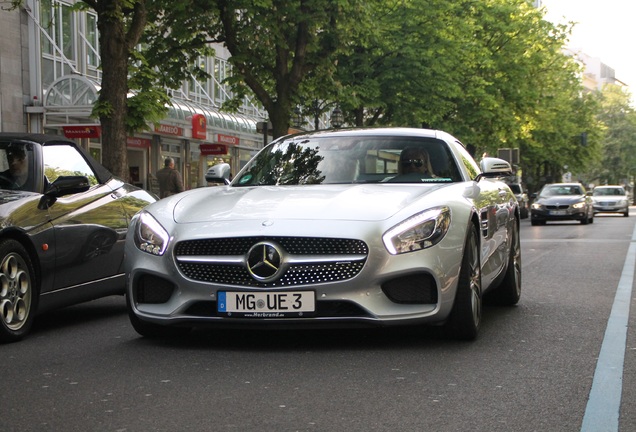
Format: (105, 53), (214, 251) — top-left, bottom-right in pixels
(0, 145), (31, 191)
(399, 147), (435, 176)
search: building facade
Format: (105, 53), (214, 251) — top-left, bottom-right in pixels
(1, 0), (269, 192)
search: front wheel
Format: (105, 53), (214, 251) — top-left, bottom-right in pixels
(0, 239), (37, 343)
(445, 224), (481, 340)
(486, 221), (521, 306)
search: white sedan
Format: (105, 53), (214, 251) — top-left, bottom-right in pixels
(125, 127), (521, 340)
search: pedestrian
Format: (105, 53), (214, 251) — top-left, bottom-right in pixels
(156, 157), (184, 198)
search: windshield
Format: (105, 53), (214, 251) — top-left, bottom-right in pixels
(541, 185), (584, 196)
(233, 135), (463, 186)
(593, 187), (625, 196)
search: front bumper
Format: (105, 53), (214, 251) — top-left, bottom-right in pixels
(530, 208), (587, 221)
(593, 203), (628, 214)
(124, 222), (468, 330)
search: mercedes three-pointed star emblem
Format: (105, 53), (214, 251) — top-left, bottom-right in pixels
(246, 241), (284, 282)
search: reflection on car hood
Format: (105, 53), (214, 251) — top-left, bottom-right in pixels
(0, 189), (46, 229)
(536, 195), (585, 204)
(172, 184), (448, 223)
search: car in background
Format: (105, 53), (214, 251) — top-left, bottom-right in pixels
(507, 183), (529, 219)
(530, 182), (593, 225)
(592, 185), (629, 217)
(0, 133), (156, 343)
(125, 127), (521, 341)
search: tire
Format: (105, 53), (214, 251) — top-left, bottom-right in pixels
(126, 293), (190, 338)
(0, 239), (37, 343)
(624, 211), (629, 217)
(486, 221), (521, 306)
(445, 224), (481, 341)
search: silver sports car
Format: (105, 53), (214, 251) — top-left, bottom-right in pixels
(125, 127), (521, 340)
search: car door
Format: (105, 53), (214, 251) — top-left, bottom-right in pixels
(452, 141), (512, 287)
(41, 144), (129, 291)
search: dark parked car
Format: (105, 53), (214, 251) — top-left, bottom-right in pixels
(0, 133), (156, 342)
(530, 182), (593, 225)
(125, 127), (521, 341)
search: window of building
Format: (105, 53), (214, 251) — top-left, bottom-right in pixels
(39, 0), (78, 89)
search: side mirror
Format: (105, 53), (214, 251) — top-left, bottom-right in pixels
(39, 176), (91, 209)
(205, 163), (231, 185)
(477, 157), (513, 179)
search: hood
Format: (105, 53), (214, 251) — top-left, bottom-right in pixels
(172, 184), (449, 224)
(536, 195), (585, 205)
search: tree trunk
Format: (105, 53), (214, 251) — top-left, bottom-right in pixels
(97, 9), (129, 181)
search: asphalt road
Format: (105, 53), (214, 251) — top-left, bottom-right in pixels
(2, 212), (635, 432)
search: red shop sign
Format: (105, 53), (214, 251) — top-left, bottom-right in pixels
(200, 143), (227, 155)
(127, 137), (152, 148)
(154, 124), (183, 136)
(63, 125), (101, 139)
(216, 133), (239, 146)
(192, 114), (207, 140)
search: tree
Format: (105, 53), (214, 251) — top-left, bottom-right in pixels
(10, 0), (213, 180)
(198, 0), (368, 138)
(589, 85), (636, 186)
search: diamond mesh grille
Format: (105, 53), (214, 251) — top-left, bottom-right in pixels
(175, 237), (368, 287)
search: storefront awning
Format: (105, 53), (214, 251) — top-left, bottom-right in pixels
(42, 75), (262, 134)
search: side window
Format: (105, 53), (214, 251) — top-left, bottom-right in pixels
(454, 141), (480, 180)
(43, 144), (98, 185)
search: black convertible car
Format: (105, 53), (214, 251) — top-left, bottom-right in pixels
(0, 133), (156, 342)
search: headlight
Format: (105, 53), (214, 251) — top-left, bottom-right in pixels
(572, 202), (586, 209)
(383, 207), (451, 255)
(531, 203), (543, 210)
(134, 211), (170, 256)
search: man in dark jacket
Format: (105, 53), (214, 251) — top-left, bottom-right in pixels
(156, 157), (184, 198)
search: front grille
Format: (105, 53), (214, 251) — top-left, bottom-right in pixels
(545, 205), (570, 210)
(175, 236), (368, 287)
(175, 237), (368, 256)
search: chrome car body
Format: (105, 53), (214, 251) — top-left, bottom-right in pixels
(530, 182), (594, 225)
(592, 185), (629, 217)
(125, 128), (521, 340)
(0, 133), (157, 343)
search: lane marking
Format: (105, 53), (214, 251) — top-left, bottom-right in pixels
(580, 224), (636, 431)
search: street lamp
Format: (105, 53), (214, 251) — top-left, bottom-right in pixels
(331, 106), (344, 129)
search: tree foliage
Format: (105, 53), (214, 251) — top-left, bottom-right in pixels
(7, 0), (627, 189)
(588, 85), (636, 186)
(195, 0), (368, 138)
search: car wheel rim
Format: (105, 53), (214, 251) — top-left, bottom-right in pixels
(0, 253), (31, 331)
(512, 229), (521, 296)
(468, 234), (481, 326)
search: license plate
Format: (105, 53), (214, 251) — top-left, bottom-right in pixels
(217, 291), (315, 317)
(550, 210), (567, 215)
